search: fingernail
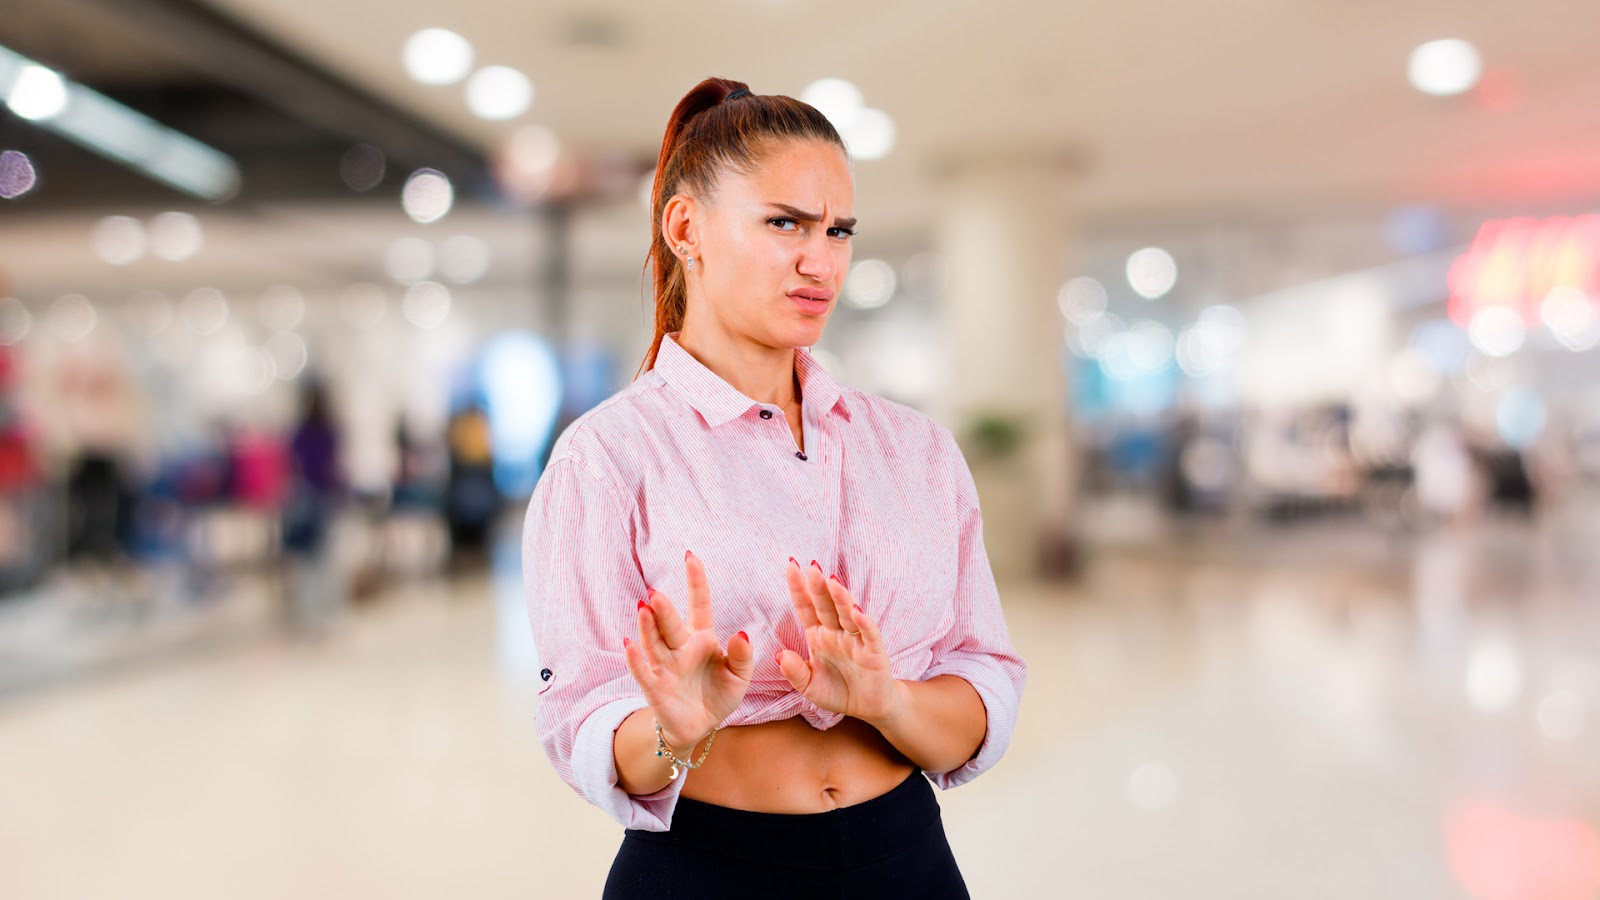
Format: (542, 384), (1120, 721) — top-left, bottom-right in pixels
(623, 637), (632, 648)
(829, 574), (841, 585)
(810, 559), (821, 570)
(788, 556), (798, 567)
(637, 599), (649, 611)
(853, 603), (862, 613)
(685, 549), (694, 561)
(736, 631), (748, 643)
(773, 651), (784, 665)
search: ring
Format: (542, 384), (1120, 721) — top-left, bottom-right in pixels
(843, 628), (861, 636)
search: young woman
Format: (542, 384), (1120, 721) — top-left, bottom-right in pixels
(523, 76), (1027, 898)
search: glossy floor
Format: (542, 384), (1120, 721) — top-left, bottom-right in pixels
(2, 509), (1598, 899)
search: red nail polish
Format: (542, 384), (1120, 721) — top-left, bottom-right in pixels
(623, 637), (632, 648)
(829, 574), (841, 585)
(788, 556), (798, 567)
(810, 559), (821, 570)
(736, 631), (748, 643)
(773, 651), (784, 665)
(685, 549), (691, 561)
(637, 599), (649, 611)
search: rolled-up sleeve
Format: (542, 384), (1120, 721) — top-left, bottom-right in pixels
(921, 428), (1029, 790)
(522, 456), (687, 831)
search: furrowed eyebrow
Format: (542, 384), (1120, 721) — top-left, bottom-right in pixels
(767, 203), (857, 231)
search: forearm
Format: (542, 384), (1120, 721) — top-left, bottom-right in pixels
(613, 707), (680, 796)
(861, 675), (987, 775)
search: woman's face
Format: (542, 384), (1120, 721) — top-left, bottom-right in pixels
(680, 139), (855, 350)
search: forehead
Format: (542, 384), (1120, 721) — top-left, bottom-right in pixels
(720, 140), (853, 211)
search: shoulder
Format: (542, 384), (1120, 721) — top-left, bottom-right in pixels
(542, 373), (682, 497)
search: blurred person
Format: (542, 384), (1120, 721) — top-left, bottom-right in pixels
(523, 78), (1026, 898)
(444, 404), (499, 570)
(282, 381), (344, 632)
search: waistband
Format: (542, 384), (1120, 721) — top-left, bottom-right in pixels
(625, 769), (942, 870)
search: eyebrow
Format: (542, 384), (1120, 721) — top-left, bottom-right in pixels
(767, 203), (857, 231)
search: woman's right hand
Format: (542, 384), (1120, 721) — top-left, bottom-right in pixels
(622, 549), (754, 755)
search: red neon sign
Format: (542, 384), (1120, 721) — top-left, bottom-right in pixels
(1447, 215), (1600, 325)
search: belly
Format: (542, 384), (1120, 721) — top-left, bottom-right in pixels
(679, 716), (916, 814)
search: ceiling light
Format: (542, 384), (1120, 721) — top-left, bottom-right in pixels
(403, 29), (474, 86)
(466, 66), (533, 120)
(1408, 39), (1482, 96)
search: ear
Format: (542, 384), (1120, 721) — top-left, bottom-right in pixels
(662, 193), (700, 260)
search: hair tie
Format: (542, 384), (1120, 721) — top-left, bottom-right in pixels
(725, 88), (753, 101)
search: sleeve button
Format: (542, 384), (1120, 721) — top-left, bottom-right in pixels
(539, 668), (553, 682)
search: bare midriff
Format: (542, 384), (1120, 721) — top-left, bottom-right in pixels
(679, 716), (916, 814)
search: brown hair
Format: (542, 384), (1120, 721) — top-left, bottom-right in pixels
(636, 76), (846, 377)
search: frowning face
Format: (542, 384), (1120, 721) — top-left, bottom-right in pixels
(670, 139), (855, 351)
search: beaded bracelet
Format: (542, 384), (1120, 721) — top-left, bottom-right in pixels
(654, 721), (719, 780)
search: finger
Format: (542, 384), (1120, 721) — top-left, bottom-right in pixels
(805, 560), (841, 631)
(849, 602), (887, 656)
(725, 630), (754, 683)
(775, 648), (812, 694)
(685, 550), (714, 632)
(636, 601), (672, 665)
(622, 637), (658, 697)
(823, 575), (856, 633)
(784, 558), (821, 629)
(646, 589), (691, 651)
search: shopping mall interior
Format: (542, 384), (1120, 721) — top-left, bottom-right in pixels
(3, 1), (1600, 898)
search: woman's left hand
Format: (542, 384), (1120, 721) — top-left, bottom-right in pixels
(775, 559), (903, 724)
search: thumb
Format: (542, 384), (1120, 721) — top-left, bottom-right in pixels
(775, 648), (811, 694)
(724, 631), (755, 682)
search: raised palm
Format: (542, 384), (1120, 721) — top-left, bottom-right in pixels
(622, 551), (753, 752)
(775, 559), (898, 723)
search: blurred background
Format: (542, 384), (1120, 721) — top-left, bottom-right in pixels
(2, 1), (1599, 897)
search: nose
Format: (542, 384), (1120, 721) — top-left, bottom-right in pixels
(795, 232), (837, 283)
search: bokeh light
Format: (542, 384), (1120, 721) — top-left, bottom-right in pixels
(180, 288), (229, 336)
(0, 296), (32, 345)
(1408, 39), (1483, 96)
(844, 259), (896, 309)
(402, 169), (453, 224)
(91, 215), (145, 265)
(257, 285), (305, 332)
(0, 149), (37, 199)
(841, 108), (896, 161)
(46, 294), (96, 342)
(1467, 305), (1525, 357)
(465, 66), (533, 120)
(1057, 276), (1108, 324)
(1495, 386), (1547, 450)
(439, 235), (490, 285)
(340, 143), (386, 192)
(1126, 247), (1177, 299)
(403, 29), (474, 86)
(6, 64), (68, 121)
(800, 78), (863, 129)
(402, 281), (452, 329)
(385, 236), (436, 285)
(148, 211), (203, 261)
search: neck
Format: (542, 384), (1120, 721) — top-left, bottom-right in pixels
(675, 322), (799, 407)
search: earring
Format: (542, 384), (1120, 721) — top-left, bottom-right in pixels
(685, 257), (695, 269)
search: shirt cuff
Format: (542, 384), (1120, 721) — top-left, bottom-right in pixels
(919, 658), (1018, 790)
(570, 695), (688, 832)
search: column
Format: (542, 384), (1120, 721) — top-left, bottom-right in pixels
(932, 151), (1079, 580)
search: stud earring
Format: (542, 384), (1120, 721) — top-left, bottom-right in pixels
(685, 257), (695, 269)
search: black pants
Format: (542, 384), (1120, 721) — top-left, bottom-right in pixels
(603, 770), (970, 899)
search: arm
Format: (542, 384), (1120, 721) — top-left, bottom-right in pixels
(861, 675), (987, 775)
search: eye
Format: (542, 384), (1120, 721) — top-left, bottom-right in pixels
(768, 217), (798, 231)
(828, 227), (856, 239)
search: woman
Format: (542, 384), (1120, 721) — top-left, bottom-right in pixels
(523, 77), (1027, 898)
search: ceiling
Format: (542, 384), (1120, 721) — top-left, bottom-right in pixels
(197, 0), (1600, 228)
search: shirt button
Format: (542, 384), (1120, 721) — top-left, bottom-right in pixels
(759, 409), (773, 419)
(795, 451), (808, 461)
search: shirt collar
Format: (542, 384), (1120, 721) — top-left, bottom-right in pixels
(654, 332), (845, 428)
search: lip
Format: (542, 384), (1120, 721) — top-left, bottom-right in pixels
(787, 287), (835, 302)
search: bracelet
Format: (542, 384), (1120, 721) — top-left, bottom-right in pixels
(654, 721), (720, 779)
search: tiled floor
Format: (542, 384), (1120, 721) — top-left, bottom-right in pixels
(2, 508), (1598, 899)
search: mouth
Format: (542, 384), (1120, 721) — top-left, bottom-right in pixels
(787, 287), (835, 303)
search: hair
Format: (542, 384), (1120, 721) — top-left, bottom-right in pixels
(636, 76), (847, 377)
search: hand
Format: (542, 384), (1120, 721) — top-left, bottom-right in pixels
(622, 550), (755, 753)
(775, 559), (903, 724)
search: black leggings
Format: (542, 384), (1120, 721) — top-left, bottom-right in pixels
(603, 770), (970, 899)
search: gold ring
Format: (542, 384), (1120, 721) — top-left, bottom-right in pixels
(844, 628), (861, 636)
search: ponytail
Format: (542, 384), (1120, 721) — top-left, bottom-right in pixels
(635, 77), (845, 378)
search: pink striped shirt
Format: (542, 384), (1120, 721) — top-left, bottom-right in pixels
(521, 332), (1027, 831)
